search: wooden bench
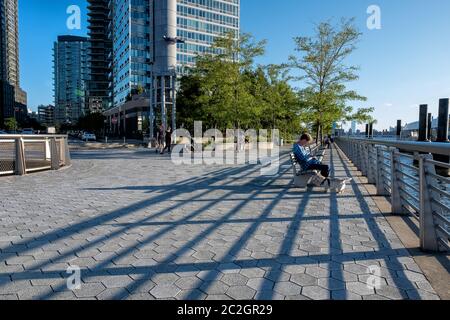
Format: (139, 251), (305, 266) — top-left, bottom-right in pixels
(290, 144), (325, 188)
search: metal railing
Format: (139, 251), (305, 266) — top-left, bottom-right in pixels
(0, 134), (71, 176)
(336, 137), (450, 252)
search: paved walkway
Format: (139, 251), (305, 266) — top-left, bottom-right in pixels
(0, 146), (441, 300)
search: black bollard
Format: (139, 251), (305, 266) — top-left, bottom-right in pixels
(418, 104), (429, 142)
(427, 113), (433, 141)
(369, 123), (374, 138)
(434, 98), (449, 176)
(396, 120), (402, 139)
(437, 98), (449, 142)
(365, 124), (369, 138)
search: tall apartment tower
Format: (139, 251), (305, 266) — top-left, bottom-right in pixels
(90, 0), (240, 135)
(151, 0), (240, 132)
(109, 0), (151, 107)
(86, 0), (112, 113)
(0, 0), (27, 126)
(53, 36), (90, 124)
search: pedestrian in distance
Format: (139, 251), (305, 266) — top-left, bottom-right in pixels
(162, 126), (173, 154)
(157, 124), (165, 154)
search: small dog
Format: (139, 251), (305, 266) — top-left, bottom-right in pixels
(309, 175), (353, 193)
(325, 178), (353, 194)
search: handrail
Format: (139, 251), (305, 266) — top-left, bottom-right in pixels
(0, 134), (71, 176)
(336, 137), (449, 253)
(339, 137), (450, 156)
(0, 134), (68, 139)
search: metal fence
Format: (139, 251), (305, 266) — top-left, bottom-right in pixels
(0, 134), (71, 176)
(336, 137), (450, 252)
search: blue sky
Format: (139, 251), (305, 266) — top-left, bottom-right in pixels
(20, 0), (450, 130)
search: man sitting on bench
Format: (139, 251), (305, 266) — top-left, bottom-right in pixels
(293, 134), (330, 186)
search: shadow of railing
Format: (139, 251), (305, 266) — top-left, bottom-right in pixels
(0, 147), (426, 300)
(335, 146), (419, 299)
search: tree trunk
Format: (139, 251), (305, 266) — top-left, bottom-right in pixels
(315, 122), (320, 145)
(320, 125), (324, 145)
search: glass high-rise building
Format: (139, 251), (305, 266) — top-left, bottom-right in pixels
(103, 0), (240, 108)
(0, 0), (27, 125)
(176, 0), (240, 71)
(90, 0), (240, 137)
(110, 0), (151, 107)
(87, 0), (113, 113)
(53, 36), (90, 124)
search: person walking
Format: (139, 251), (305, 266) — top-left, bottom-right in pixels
(324, 135), (331, 149)
(157, 124), (165, 154)
(162, 126), (173, 154)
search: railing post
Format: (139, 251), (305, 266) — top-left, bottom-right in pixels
(419, 155), (439, 252)
(355, 143), (361, 170)
(376, 147), (388, 196)
(15, 137), (26, 175)
(367, 144), (376, 184)
(361, 144), (368, 176)
(45, 138), (51, 161)
(64, 137), (71, 166)
(50, 138), (60, 170)
(390, 148), (406, 214)
(349, 141), (354, 162)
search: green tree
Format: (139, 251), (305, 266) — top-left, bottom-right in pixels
(290, 18), (370, 141)
(4, 118), (18, 131)
(256, 64), (304, 140)
(190, 32), (267, 130)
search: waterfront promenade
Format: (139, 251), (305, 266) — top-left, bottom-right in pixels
(0, 146), (447, 300)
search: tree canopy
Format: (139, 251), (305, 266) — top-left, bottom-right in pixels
(290, 18), (372, 140)
(177, 32), (304, 140)
(176, 19), (375, 140)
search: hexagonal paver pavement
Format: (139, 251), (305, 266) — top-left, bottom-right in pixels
(0, 147), (441, 300)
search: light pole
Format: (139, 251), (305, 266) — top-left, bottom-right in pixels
(13, 107), (19, 133)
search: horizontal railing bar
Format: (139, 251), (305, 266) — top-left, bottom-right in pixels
(397, 170), (420, 183)
(402, 205), (420, 219)
(23, 140), (48, 143)
(25, 166), (52, 172)
(397, 162), (419, 172)
(0, 171), (14, 175)
(436, 225), (450, 239)
(438, 238), (450, 251)
(433, 211), (450, 225)
(427, 172), (450, 184)
(429, 185), (450, 199)
(397, 153), (416, 159)
(400, 194), (420, 213)
(381, 174), (391, 181)
(399, 184), (419, 199)
(338, 138), (450, 156)
(426, 159), (450, 169)
(431, 198), (450, 212)
(0, 134), (68, 139)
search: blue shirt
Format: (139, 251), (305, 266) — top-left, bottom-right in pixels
(293, 144), (320, 171)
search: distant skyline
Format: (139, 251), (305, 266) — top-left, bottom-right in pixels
(19, 0), (450, 130)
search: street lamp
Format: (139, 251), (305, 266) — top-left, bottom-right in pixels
(14, 107), (19, 133)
